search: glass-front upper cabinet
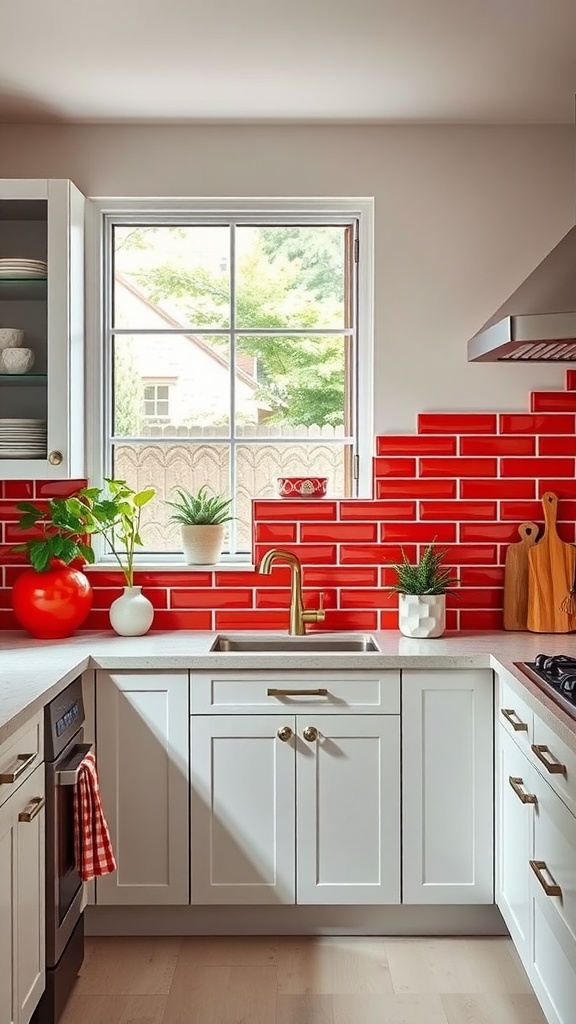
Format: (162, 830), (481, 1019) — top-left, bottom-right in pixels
(0, 179), (85, 478)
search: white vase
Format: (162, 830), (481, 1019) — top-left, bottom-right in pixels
(109, 586), (154, 636)
(181, 524), (225, 564)
(398, 593), (446, 638)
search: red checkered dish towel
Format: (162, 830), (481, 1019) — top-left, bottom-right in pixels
(73, 752), (117, 882)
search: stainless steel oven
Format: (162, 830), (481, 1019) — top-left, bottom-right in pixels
(33, 677), (92, 1024)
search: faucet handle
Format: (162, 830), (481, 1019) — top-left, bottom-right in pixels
(303, 591), (325, 625)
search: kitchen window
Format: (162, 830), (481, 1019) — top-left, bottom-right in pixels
(87, 199), (374, 561)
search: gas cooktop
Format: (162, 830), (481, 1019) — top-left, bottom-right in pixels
(516, 654), (576, 721)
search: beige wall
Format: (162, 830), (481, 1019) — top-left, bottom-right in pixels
(0, 122), (573, 432)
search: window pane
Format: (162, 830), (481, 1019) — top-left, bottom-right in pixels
(113, 443), (231, 551)
(113, 225), (231, 330)
(236, 443), (350, 549)
(113, 334), (230, 436)
(235, 226), (347, 330)
(235, 334), (349, 436)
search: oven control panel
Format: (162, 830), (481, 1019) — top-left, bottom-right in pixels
(45, 676), (85, 761)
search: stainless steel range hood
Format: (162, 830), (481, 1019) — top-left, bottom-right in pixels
(468, 225), (576, 361)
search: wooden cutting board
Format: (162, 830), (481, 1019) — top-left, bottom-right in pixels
(503, 522), (538, 630)
(527, 492), (576, 633)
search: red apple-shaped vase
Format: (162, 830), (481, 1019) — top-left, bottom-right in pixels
(12, 559), (93, 639)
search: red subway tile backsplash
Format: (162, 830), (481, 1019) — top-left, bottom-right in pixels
(418, 413), (497, 434)
(299, 522), (377, 543)
(499, 413), (575, 434)
(377, 479), (457, 499)
(373, 457), (417, 478)
(339, 500), (416, 520)
(460, 479), (536, 499)
(376, 435), (456, 456)
(531, 391), (576, 412)
(459, 435), (535, 456)
(501, 457), (575, 478)
(420, 457), (497, 478)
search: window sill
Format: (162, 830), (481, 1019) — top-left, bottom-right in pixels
(84, 561), (256, 573)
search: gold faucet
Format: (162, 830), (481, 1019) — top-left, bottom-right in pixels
(257, 548), (325, 635)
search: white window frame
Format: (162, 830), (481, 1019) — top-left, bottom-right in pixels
(85, 197), (374, 567)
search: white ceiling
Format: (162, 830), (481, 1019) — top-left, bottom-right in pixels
(2, 0), (576, 124)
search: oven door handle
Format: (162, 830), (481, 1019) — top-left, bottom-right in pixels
(55, 743), (94, 786)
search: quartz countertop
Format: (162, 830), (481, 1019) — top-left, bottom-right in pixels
(1, 628), (576, 750)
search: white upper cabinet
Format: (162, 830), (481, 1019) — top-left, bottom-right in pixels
(0, 179), (85, 479)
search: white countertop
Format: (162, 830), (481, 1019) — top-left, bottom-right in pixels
(1, 628), (576, 750)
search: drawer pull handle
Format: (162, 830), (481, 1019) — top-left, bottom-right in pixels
(509, 776), (537, 804)
(501, 708), (528, 731)
(531, 744), (566, 775)
(267, 688), (328, 697)
(530, 860), (562, 898)
(277, 726), (293, 742)
(0, 752), (36, 784)
(302, 726), (318, 742)
(18, 796), (46, 823)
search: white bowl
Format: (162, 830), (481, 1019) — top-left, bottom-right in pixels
(0, 347), (34, 374)
(0, 328), (24, 351)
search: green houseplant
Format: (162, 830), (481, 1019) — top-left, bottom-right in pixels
(389, 542), (457, 638)
(165, 485), (234, 564)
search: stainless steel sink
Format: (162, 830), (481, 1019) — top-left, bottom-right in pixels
(210, 633), (380, 653)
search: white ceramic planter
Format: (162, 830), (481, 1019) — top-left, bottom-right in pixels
(398, 593), (446, 639)
(109, 586), (154, 636)
(181, 524), (225, 564)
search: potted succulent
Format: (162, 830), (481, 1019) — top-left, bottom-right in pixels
(389, 542), (457, 638)
(165, 485), (234, 565)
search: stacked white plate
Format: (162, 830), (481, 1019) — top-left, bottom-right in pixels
(0, 258), (47, 280)
(0, 418), (47, 459)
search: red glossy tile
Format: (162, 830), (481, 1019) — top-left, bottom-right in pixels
(256, 588), (337, 610)
(0, 588), (11, 609)
(0, 610), (19, 629)
(539, 480), (576, 498)
(4, 522), (43, 542)
(373, 457), (417, 478)
(254, 523), (297, 543)
(555, 522), (576, 543)
(380, 609), (400, 630)
(171, 588), (253, 610)
(2, 481), (34, 500)
(499, 413), (575, 434)
(376, 435), (456, 456)
(300, 522), (377, 543)
(340, 543), (417, 565)
(217, 567), (291, 587)
(315, 610), (378, 631)
(418, 413), (497, 434)
(378, 522), (456, 543)
(253, 500), (337, 520)
(215, 610), (289, 631)
(340, 589), (395, 609)
(440, 545), (499, 565)
(0, 546), (27, 566)
(4, 566), (28, 586)
(460, 523), (524, 543)
(151, 610), (213, 630)
(304, 567), (378, 587)
(566, 370), (576, 391)
(460, 479), (536, 499)
(0, 502), (26, 521)
(447, 587), (503, 609)
(459, 436), (535, 456)
(419, 501), (497, 520)
(501, 457), (574, 478)
(82, 610), (116, 631)
(339, 500), (416, 520)
(376, 480), (457, 499)
(91, 587), (168, 610)
(538, 436), (576, 456)
(460, 609), (503, 630)
(531, 391), (576, 412)
(420, 457), (497, 478)
(458, 567), (505, 587)
(35, 479), (88, 497)
(254, 544), (337, 565)
(499, 501), (545, 522)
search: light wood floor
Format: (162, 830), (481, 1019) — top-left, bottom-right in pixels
(60, 935), (548, 1024)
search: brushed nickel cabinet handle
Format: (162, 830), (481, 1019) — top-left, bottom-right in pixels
(48, 450), (63, 466)
(531, 744), (566, 775)
(268, 688), (328, 697)
(501, 708), (528, 731)
(277, 726), (293, 742)
(18, 796), (46, 823)
(302, 726), (318, 742)
(0, 752), (36, 784)
(509, 776), (537, 804)
(530, 859), (562, 898)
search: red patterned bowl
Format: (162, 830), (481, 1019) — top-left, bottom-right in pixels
(277, 476), (328, 499)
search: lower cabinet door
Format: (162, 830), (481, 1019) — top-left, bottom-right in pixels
(95, 671), (190, 905)
(16, 766), (45, 1024)
(496, 726), (534, 971)
(296, 714), (400, 905)
(530, 882), (576, 1024)
(191, 715), (296, 904)
(0, 796), (16, 1024)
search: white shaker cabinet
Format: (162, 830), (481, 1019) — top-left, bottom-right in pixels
(0, 178), (85, 479)
(402, 668), (494, 904)
(0, 763), (45, 1024)
(95, 671), (189, 906)
(496, 724), (534, 972)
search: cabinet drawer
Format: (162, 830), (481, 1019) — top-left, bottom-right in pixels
(532, 715), (576, 817)
(531, 871), (576, 1024)
(0, 713), (43, 809)
(191, 671), (400, 715)
(498, 676), (533, 754)
(531, 764), (576, 951)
